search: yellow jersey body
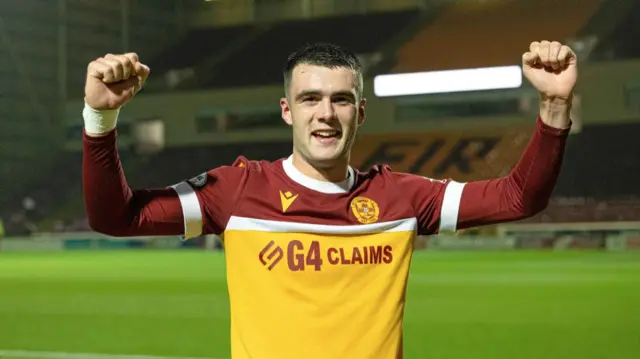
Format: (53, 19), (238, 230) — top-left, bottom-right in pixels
(179, 155), (463, 359)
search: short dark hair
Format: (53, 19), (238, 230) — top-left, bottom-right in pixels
(283, 42), (364, 98)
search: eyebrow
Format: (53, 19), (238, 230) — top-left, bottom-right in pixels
(294, 90), (356, 101)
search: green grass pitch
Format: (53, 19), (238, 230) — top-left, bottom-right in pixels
(0, 250), (638, 359)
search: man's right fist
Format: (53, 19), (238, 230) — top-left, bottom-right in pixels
(84, 53), (150, 110)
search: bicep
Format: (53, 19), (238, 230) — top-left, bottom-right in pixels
(83, 131), (191, 237)
(413, 179), (466, 235)
(180, 165), (249, 238)
(394, 172), (466, 235)
(87, 187), (186, 237)
(437, 180), (466, 232)
(400, 174), (506, 234)
(169, 182), (205, 239)
(414, 175), (543, 234)
(456, 176), (525, 230)
(130, 176), (224, 240)
(128, 183), (207, 239)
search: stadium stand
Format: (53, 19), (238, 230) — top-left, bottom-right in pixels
(521, 121), (640, 224)
(65, 0), (182, 99)
(26, 141), (292, 234)
(127, 142), (291, 189)
(521, 197), (640, 224)
(30, 117), (638, 234)
(0, 1), (60, 218)
(0, 0), (184, 235)
(194, 10), (420, 88)
(552, 122), (640, 199)
(3, 6), (640, 355)
(392, 0), (605, 72)
(590, 0), (640, 60)
(0, 149), (139, 235)
(4, 2), (640, 236)
(148, 25), (255, 75)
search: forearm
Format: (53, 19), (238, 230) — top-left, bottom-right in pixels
(82, 130), (184, 236)
(456, 116), (570, 229)
(539, 95), (572, 129)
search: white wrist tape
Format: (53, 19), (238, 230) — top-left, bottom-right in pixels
(82, 103), (120, 134)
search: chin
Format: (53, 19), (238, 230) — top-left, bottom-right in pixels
(308, 151), (344, 168)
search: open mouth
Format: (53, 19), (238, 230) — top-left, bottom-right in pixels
(311, 130), (342, 139)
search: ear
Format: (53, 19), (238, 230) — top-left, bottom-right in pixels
(357, 98), (367, 126)
(280, 97), (293, 126)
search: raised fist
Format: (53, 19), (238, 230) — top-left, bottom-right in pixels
(522, 41), (577, 102)
(84, 53), (150, 110)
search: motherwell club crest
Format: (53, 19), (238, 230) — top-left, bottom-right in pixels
(350, 197), (380, 224)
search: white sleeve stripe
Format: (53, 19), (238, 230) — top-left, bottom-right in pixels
(439, 181), (465, 232)
(171, 182), (203, 239)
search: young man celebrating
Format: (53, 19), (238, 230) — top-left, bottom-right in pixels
(82, 41), (576, 359)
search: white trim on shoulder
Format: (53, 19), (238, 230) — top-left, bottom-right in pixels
(439, 180), (465, 232)
(282, 155), (355, 194)
(170, 181), (203, 239)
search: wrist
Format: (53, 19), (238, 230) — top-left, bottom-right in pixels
(83, 103), (120, 137)
(539, 95), (572, 129)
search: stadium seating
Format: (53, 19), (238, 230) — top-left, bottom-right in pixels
(41, 116), (637, 233)
(392, 0), (605, 72)
(519, 121), (640, 224)
(38, 117), (639, 233)
(0, 152), (79, 235)
(521, 197), (640, 223)
(0, 0), (184, 232)
(127, 142), (292, 189)
(592, 0), (640, 60)
(7, 3), (640, 237)
(147, 25), (255, 75)
(0, 1), (62, 216)
(0, 148), (142, 235)
(198, 10), (420, 88)
(26, 142), (293, 233)
(552, 122), (640, 199)
(65, 0), (184, 99)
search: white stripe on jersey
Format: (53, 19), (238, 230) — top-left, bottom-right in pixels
(171, 181), (203, 239)
(439, 180), (465, 232)
(226, 216), (417, 234)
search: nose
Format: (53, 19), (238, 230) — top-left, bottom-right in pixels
(316, 98), (336, 121)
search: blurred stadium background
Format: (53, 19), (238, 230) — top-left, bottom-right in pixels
(0, 0), (639, 358)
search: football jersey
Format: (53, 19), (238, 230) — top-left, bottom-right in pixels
(172, 154), (465, 359)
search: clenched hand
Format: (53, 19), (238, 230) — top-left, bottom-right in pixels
(84, 53), (150, 111)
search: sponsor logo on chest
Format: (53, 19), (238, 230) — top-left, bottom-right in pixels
(259, 239), (393, 271)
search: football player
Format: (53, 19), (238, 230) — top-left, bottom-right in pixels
(82, 40), (576, 359)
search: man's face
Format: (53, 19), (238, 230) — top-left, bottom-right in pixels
(280, 64), (366, 169)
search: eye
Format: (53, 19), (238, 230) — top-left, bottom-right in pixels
(333, 96), (352, 104)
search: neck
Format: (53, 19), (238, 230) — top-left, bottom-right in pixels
(291, 151), (350, 183)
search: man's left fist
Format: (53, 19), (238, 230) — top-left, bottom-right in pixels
(522, 41), (578, 102)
